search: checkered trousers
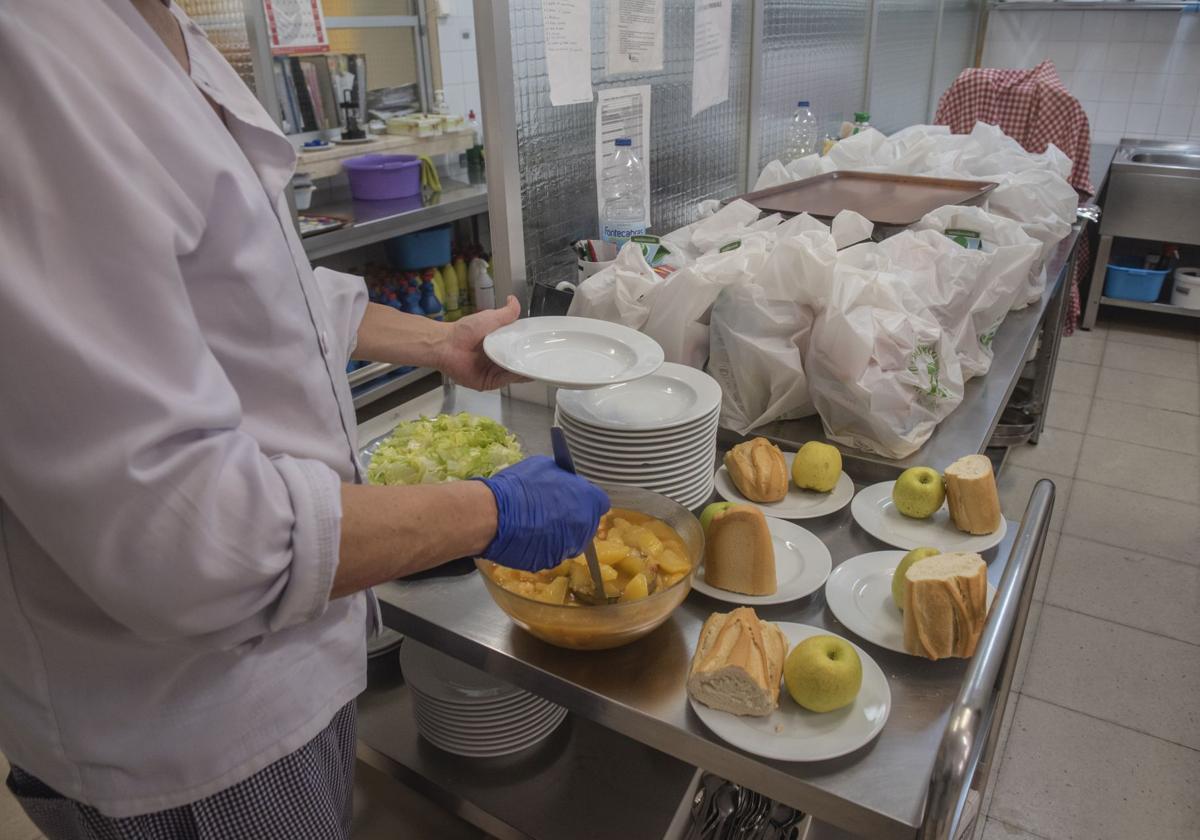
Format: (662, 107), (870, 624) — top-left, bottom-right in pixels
(6, 702), (357, 840)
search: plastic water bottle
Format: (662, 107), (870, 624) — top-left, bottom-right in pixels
(783, 100), (819, 162)
(601, 138), (647, 246)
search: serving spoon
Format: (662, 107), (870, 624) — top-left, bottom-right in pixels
(550, 426), (617, 605)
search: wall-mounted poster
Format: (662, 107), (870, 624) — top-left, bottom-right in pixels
(263, 0), (330, 55)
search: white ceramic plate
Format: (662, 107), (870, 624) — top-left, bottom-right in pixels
(850, 482), (1008, 552)
(484, 316), (664, 389)
(691, 517), (832, 605)
(557, 407), (719, 444)
(566, 438), (716, 469)
(690, 623), (891, 762)
(714, 453), (855, 520)
(674, 481), (717, 511)
(582, 467), (715, 499)
(416, 711), (567, 757)
(556, 363), (722, 431)
(408, 685), (548, 718)
(824, 551), (997, 655)
(571, 447), (716, 483)
(414, 702), (563, 740)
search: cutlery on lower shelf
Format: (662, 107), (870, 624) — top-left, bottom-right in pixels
(685, 774), (806, 840)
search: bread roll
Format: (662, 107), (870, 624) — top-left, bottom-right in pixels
(902, 552), (988, 660)
(943, 454), (1002, 535)
(724, 438), (788, 503)
(687, 608), (787, 716)
(704, 505), (777, 596)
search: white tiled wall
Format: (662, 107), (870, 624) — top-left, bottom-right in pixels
(434, 0), (482, 131)
(982, 9), (1200, 144)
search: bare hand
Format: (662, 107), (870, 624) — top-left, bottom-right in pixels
(435, 296), (528, 390)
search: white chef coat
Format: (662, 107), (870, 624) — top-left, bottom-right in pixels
(0, 0), (373, 817)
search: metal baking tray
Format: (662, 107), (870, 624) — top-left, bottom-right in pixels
(736, 171), (998, 227)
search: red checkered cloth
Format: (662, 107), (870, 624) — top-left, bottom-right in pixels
(934, 60), (1093, 195)
(935, 60), (1093, 332)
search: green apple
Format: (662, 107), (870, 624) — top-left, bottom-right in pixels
(699, 502), (734, 533)
(791, 441), (842, 493)
(892, 466), (945, 519)
(785, 635), (863, 713)
(891, 547), (941, 609)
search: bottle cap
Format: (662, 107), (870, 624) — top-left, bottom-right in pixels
(615, 137), (632, 147)
(468, 110), (476, 119)
(854, 112), (870, 122)
(798, 100), (810, 108)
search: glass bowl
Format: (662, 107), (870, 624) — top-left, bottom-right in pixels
(475, 485), (704, 650)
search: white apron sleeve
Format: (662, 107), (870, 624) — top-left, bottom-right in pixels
(0, 20), (343, 648)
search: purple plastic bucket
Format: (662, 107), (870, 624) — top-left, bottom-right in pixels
(342, 154), (421, 201)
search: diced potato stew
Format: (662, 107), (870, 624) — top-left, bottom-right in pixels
(487, 509), (691, 605)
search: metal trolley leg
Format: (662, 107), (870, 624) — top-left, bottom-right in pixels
(1081, 234), (1113, 331)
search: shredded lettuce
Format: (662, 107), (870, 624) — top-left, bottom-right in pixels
(366, 413), (523, 485)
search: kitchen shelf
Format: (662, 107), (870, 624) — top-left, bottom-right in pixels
(294, 130), (475, 180)
(356, 679), (698, 840)
(347, 361), (398, 388)
(1099, 296), (1200, 319)
(352, 366), (439, 409)
(302, 178), (488, 260)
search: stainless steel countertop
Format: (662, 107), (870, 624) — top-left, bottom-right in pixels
(753, 224), (1083, 478)
(362, 387), (1028, 840)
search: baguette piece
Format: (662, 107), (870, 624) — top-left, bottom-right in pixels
(704, 505), (777, 596)
(902, 552), (988, 660)
(687, 607), (788, 716)
(943, 454), (1002, 535)
(724, 438), (788, 503)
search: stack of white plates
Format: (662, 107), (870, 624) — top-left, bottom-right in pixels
(399, 641), (566, 758)
(555, 363), (722, 509)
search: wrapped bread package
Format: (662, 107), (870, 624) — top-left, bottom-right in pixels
(902, 552), (989, 660)
(724, 438), (788, 503)
(687, 607), (787, 716)
(943, 454), (1002, 535)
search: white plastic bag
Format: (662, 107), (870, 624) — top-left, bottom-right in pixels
(707, 284), (815, 434)
(752, 153), (835, 190)
(640, 234), (774, 368)
(912, 206), (1043, 363)
(803, 260), (965, 459)
(983, 169), (1077, 305)
(660, 199), (764, 265)
(847, 231), (993, 380)
(566, 240), (660, 328)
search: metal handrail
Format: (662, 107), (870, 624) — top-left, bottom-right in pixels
(919, 479), (1056, 840)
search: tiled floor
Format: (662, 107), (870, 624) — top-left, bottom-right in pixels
(978, 311), (1200, 840)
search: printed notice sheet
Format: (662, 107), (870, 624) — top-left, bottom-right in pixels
(607, 0), (664, 75)
(542, 0), (593, 106)
(595, 86), (652, 224)
(691, 0), (732, 116)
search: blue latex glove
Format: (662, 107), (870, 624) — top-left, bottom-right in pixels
(477, 456), (610, 572)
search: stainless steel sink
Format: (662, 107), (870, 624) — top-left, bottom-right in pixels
(1105, 140), (1200, 245)
(1129, 152), (1200, 167)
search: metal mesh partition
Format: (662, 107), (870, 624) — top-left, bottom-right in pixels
(867, 0), (940, 132)
(757, 0), (870, 168)
(510, 0), (753, 289)
(181, 0), (257, 91)
(930, 0), (982, 119)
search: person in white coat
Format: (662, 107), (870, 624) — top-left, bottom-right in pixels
(0, 2), (608, 838)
